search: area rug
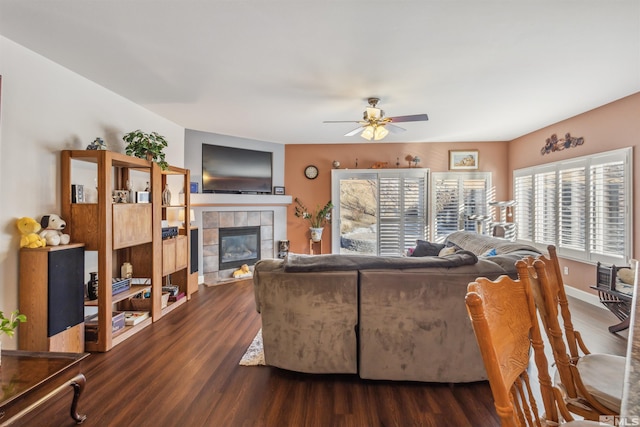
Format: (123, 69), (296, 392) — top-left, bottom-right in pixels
(239, 328), (265, 366)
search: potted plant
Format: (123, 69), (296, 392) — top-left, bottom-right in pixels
(123, 129), (169, 170)
(0, 310), (26, 365)
(294, 198), (333, 242)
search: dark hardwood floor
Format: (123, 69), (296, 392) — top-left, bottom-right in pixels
(20, 280), (628, 427)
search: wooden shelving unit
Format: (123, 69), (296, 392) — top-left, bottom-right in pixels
(161, 165), (195, 302)
(60, 150), (192, 352)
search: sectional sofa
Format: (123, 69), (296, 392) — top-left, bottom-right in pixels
(252, 231), (540, 383)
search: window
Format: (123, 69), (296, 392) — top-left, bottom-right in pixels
(431, 172), (493, 242)
(514, 148), (632, 264)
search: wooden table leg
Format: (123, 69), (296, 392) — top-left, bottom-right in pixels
(69, 374), (87, 424)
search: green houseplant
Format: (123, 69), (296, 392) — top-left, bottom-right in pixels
(294, 198), (333, 242)
(0, 310), (26, 338)
(123, 129), (169, 170)
(0, 310), (26, 365)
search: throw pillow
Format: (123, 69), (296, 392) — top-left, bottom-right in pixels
(481, 248), (497, 257)
(411, 240), (445, 257)
(438, 246), (457, 256)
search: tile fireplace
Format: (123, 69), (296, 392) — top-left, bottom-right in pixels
(219, 226), (261, 270)
(201, 210), (274, 283)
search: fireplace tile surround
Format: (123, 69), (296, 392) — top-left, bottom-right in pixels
(202, 210), (274, 283)
(188, 193), (291, 285)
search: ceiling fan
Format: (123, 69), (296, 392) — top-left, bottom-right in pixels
(323, 97), (429, 141)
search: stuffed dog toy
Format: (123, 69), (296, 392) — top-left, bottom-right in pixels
(39, 214), (71, 246)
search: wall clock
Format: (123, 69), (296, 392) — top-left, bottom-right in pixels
(304, 165), (319, 180)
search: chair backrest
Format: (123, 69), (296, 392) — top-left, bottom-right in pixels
(466, 261), (561, 426)
(546, 245), (587, 359)
(520, 256), (579, 400)
(524, 253), (614, 418)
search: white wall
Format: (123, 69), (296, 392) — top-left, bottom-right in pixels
(0, 36), (185, 348)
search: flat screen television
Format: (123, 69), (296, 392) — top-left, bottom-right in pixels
(202, 144), (272, 194)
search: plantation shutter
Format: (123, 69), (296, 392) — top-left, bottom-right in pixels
(589, 159), (626, 261)
(378, 173), (428, 256)
(402, 175), (428, 250)
(378, 175), (402, 256)
(513, 148), (631, 264)
(432, 172), (492, 243)
(559, 165), (586, 251)
(534, 170), (557, 246)
(514, 174), (533, 241)
(461, 178), (490, 232)
(432, 177), (461, 242)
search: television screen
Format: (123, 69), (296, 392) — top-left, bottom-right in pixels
(202, 144), (272, 194)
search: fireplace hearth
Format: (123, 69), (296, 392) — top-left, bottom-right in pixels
(219, 226), (261, 270)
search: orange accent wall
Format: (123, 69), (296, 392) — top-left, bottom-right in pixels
(285, 141), (510, 254)
(509, 91), (640, 294)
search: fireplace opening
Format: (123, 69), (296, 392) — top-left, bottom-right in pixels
(219, 226), (261, 270)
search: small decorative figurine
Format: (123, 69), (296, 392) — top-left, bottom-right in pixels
(86, 137), (106, 150)
(162, 184), (172, 205)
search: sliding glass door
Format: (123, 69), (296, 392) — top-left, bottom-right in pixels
(331, 169), (429, 256)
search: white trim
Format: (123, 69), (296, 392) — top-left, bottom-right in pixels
(564, 284), (605, 309)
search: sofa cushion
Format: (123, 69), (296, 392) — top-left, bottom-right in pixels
(283, 251), (478, 272)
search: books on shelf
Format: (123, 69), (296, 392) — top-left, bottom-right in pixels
(124, 311), (149, 326)
(168, 292), (185, 302)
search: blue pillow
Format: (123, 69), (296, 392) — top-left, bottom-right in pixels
(482, 248), (497, 257)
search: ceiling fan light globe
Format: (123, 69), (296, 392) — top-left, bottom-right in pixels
(374, 126), (389, 140)
(361, 125), (375, 140)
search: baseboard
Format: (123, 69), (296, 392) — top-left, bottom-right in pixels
(564, 284), (604, 309)
(198, 275), (205, 284)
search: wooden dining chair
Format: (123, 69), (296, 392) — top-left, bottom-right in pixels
(465, 261), (601, 426)
(521, 252), (624, 420)
(545, 246), (591, 360)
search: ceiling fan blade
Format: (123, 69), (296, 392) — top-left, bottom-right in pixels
(388, 114), (429, 123)
(323, 120), (362, 123)
(344, 126), (365, 136)
(386, 124), (406, 134)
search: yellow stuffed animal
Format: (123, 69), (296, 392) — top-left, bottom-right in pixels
(232, 264), (252, 278)
(16, 217), (47, 248)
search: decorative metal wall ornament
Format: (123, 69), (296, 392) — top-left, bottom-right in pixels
(540, 133), (584, 155)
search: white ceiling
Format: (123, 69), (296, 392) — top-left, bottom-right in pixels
(1, 1), (639, 145)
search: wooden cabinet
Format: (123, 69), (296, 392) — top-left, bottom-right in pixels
(60, 150), (192, 352)
(19, 244), (85, 353)
(162, 236), (188, 276)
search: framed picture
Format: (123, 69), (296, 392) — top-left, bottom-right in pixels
(449, 150), (479, 170)
(273, 186), (285, 195)
(136, 191), (150, 203)
(71, 184), (84, 203)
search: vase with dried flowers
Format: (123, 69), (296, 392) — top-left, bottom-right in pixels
(294, 198), (333, 242)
